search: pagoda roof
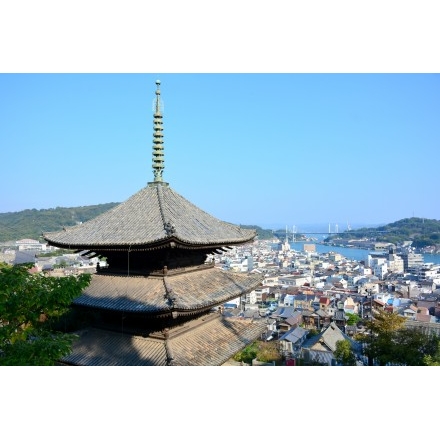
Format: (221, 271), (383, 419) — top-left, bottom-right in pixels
(73, 266), (264, 315)
(43, 81), (256, 252)
(59, 313), (267, 366)
(43, 182), (256, 250)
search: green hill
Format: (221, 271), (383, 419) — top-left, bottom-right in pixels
(239, 225), (276, 240)
(0, 203), (120, 242)
(325, 217), (440, 249)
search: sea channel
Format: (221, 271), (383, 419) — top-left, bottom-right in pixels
(287, 241), (440, 266)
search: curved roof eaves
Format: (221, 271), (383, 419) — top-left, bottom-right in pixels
(43, 184), (256, 247)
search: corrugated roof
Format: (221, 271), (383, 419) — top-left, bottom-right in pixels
(43, 183), (255, 249)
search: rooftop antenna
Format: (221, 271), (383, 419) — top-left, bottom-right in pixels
(151, 79), (166, 184)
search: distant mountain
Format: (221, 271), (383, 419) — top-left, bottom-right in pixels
(0, 203), (120, 242)
(325, 217), (440, 249)
(3, 205), (436, 249)
(239, 225), (276, 240)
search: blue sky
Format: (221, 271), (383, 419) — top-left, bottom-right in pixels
(2, 73), (439, 230)
(1, 2), (440, 232)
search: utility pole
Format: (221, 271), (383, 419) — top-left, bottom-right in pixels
(367, 289), (374, 366)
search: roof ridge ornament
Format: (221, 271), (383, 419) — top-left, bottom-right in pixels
(164, 221), (176, 236)
(151, 79), (166, 184)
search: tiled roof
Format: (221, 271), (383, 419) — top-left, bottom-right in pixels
(283, 313), (301, 326)
(168, 315), (266, 366)
(310, 351), (335, 365)
(416, 313), (432, 323)
(316, 309), (329, 318)
(43, 183), (255, 249)
(60, 327), (168, 366)
(279, 326), (308, 343)
(74, 267), (264, 313)
(272, 306), (296, 319)
(405, 320), (440, 336)
(303, 322), (346, 352)
(303, 322), (362, 355)
(60, 314), (267, 366)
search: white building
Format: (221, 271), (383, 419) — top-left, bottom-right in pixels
(278, 274), (311, 288)
(229, 255), (254, 272)
(417, 263), (440, 281)
(367, 254), (387, 270)
(16, 238), (46, 252)
(243, 289), (257, 305)
(373, 263), (388, 280)
(254, 286), (270, 302)
(387, 249), (404, 273)
(262, 275), (280, 287)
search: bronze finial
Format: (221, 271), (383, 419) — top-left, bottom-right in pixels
(152, 80), (164, 182)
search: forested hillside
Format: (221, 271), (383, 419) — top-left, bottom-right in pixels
(0, 203), (119, 242)
(239, 225), (275, 240)
(326, 217), (440, 248)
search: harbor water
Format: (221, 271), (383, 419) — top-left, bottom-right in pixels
(286, 241), (440, 265)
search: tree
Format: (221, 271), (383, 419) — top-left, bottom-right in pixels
(346, 312), (360, 326)
(423, 340), (440, 366)
(360, 309), (440, 366)
(360, 310), (405, 365)
(334, 339), (356, 366)
(232, 340), (282, 365)
(0, 263), (91, 366)
(392, 327), (439, 365)
(255, 341), (282, 364)
(233, 341), (258, 364)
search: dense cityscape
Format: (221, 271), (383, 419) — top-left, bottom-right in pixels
(2, 227), (440, 366)
(216, 233), (440, 365)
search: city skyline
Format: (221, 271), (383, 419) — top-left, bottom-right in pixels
(2, 73), (439, 228)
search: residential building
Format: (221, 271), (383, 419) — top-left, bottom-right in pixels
(15, 238), (46, 252)
(301, 322), (361, 366)
(279, 326), (309, 359)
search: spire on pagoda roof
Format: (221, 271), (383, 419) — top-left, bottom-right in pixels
(151, 79), (166, 185)
(43, 80), (258, 251)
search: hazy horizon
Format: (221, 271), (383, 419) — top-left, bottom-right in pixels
(2, 201), (431, 234)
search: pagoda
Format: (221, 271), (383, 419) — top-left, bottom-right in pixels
(43, 80), (266, 366)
